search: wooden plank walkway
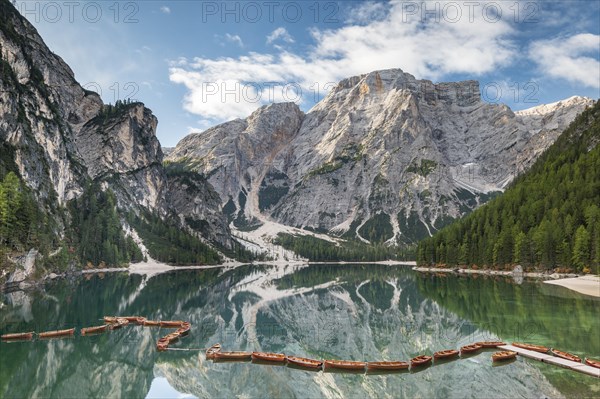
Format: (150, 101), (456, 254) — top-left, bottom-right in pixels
(499, 345), (600, 378)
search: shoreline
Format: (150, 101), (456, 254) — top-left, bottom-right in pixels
(412, 266), (580, 279)
(413, 266), (600, 298)
(543, 275), (600, 298)
(79, 259), (417, 276)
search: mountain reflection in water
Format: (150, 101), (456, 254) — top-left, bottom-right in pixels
(1, 264), (598, 398)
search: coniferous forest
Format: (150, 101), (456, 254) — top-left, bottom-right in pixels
(274, 233), (415, 262)
(417, 101), (600, 273)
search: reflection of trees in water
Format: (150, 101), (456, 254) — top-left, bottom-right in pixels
(416, 273), (600, 354)
(0, 265), (581, 399)
(416, 273), (600, 398)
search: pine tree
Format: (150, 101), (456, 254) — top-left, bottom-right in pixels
(572, 225), (590, 271)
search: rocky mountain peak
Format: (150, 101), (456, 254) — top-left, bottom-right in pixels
(317, 69), (480, 113)
(169, 68), (594, 245)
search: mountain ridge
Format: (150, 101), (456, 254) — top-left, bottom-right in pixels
(168, 68), (594, 245)
(0, 0), (236, 279)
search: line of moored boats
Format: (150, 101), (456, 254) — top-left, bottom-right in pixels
(3, 321), (599, 372)
(0, 316), (191, 352)
(205, 341), (600, 372)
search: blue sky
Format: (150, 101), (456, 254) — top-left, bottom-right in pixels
(17, 0), (600, 147)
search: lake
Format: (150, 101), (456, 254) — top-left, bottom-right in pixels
(1, 264), (599, 398)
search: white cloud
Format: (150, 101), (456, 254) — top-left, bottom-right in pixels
(266, 27), (295, 45)
(225, 33), (244, 48)
(529, 33), (600, 89)
(160, 6), (171, 14)
(170, 1), (517, 125)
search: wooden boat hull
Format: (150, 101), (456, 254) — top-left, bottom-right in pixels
(205, 343), (222, 359)
(367, 361), (409, 371)
(176, 323), (191, 336)
(156, 338), (170, 352)
(38, 328), (75, 338)
(160, 321), (185, 328)
(81, 325), (108, 335)
(585, 358), (600, 369)
(411, 356), (432, 367)
(460, 344), (482, 354)
(492, 351), (517, 361)
(144, 320), (161, 327)
(252, 352), (286, 363)
(286, 356), (323, 369)
(434, 350), (459, 360)
(163, 332), (180, 343)
(214, 351), (253, 361)
(512, 342), (548, 353)
(475, 341), (506, 348)
(109, 319), (129, 330)
(550, 348), (581, 363)
(103, 316), (118, 324)
(324, 360), (366, 370)
(122, 316), (146, 325)
(1, 332), (34, 340)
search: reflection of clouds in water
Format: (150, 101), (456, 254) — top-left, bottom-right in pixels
(146, 377), (197, 399)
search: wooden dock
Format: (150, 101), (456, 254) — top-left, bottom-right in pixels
(498, 345), (599, 378)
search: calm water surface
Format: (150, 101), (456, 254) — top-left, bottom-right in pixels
(1, 264), (599, 398)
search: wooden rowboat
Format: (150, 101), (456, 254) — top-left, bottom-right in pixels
(122, 316), (147, 325)
(38, 328), (75, 338)
(156, 338), (170, 352)
(286, 356), (323, 369)
(213, 351), (252, 361)
(1, 332), (34, 340)
(324, 360), (366, 371)
(492, 351), (517, 361)
(206, 343), (222, 359)
(176, 323), (191, 336)
(366, 361), (409, 371)
(585, 358), (600, 369)
(252, 352), (286, 363)
(160, 321), (185, 328)
(433, 349), (459, 360)
(475, 341), (506, 348)
(163, 332), (180, 343)
(103, 316), (118, 324)
(460, 344), (482, 354)
(512, 342), (548, 353)
(109, 319), (129, 330)
(81, 325), (108, 335)
(550, 348), (581, 363)
(410, 355), (432, 367)
(144, 320), (161, 327)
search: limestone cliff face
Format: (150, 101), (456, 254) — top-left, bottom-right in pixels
(0, 0), (232, 258)
(168, 69), (594, 243)
(76, 104), (166, 210)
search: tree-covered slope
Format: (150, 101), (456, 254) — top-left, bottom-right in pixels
(417, 100), (600, 272)
(0, 0), (236, 277)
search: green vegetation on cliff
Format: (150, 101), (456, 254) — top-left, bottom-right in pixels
(0, 172), (59, 268)
(126, 210), (221, 265)
(418, 101), (600, 272)
(69, 184), (143, 267)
